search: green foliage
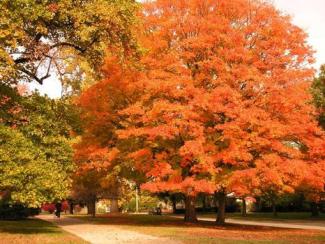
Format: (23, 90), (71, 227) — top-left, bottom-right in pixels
(0, 203), (40, 220)
(0, 125), (71, 207)
(0, 87), (78, 207)
(120, 191), (159, 212)
(312, 65), (325, 129)
(0, 0), (139, 92)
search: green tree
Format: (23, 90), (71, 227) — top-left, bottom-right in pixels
(0, 86), (77, 207)
(0, 125), (71, 207)
(0, 0), (139, 92)
(312, 65), (325, 129)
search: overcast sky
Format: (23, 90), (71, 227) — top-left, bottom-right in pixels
(32, 0), (325, 98)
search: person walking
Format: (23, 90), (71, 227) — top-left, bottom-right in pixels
(55, 202), (62, 218)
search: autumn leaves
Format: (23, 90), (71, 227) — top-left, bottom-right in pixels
(74, 0), (325, 223)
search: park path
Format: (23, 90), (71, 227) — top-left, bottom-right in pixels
(37, 215), (178, 244)
(199, 216), (325, 231)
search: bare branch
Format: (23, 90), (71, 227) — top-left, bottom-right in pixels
(50, 42), (86, 53)
(18, 67), (50, 85)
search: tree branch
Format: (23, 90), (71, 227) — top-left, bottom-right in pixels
(19, 67), (50, 85)
(50, 42), (87, 53)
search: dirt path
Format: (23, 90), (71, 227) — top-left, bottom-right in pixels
(37, 215), (178, 244)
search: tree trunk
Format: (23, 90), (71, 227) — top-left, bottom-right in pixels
(69, 202), (74, 215)
(110, 198), (119, 213)
(135, 186), (139, 213)
(87, 198), (96, 217)
(216, 192), (226, 225)
(171, 198), (177, 214)
(241, 198), (247, 217)
(271, 199), (277, 217)
(311, 202), (319, 217)
(202, 195), (207, 212)
(184, 195), (197, 222)
(256, 197), (262, 212)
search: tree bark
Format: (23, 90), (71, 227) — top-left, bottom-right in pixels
(69, 202), (74, 215)
(311, 202), (319, 217)
(135, 186), (139, 213)
(271, 199), (277, 217)
(256, 197), (262, 212)
(184, 195), (197, 222)
(241, 198), (247, 217)
(87, 198), (96, 217)
(202, 195), (207, 212)
(216, 192), (226, 225)
(110, 198), (119, 213)
(171, 198), (177, 214)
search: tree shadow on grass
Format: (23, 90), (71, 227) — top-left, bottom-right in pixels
(68, 213), (292, 232)
(0, 218), (63, 234)
(65, 214), (325, 243)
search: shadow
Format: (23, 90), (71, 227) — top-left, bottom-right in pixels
(66, 213), (296, 232)
(0, 218), (63, 234)
(33, 214), (325, 243)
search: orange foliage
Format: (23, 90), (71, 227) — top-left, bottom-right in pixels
(76, 0), (325, 201)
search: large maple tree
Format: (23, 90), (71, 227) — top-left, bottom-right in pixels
(116, 0), (325, 223)
(75, 0), (325, 224)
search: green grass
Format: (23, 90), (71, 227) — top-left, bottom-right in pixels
(198, 212), (325, 221)
(70, 213), (325, 243)
(0, 218), (88, 244)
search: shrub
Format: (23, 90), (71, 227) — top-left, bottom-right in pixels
(0, 204), (40, 220)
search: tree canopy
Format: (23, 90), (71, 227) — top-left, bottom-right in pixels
(0, 0), (139, 92)
(75, 0), (325, 223)
(0, 87), (77, 207)
(1, 0), (325, 224)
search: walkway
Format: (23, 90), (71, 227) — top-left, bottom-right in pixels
(37, 215), (178, 244)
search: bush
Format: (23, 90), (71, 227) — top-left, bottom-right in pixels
(41, 201), (69, 214)
(121, 193), (159, 212)
(0, 204), (40, 220)
(41, 203), (56, 213)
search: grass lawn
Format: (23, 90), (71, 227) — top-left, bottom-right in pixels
(199, 212), (325, 221)
(0, 218), (88, 244)
(71, 213), (325, 243)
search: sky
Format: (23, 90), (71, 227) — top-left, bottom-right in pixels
(32, 0), (325, 98)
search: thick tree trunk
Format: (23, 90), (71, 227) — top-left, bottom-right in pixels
(256, 197), (262, 212)
(216, 192), (226, 225)
(110, 198), (119, 213)
(271, 199), (277, 217)
(241, 198), (247, 217)
(171, 198), (177, 214)
(184, 195), (197, 222)
(87, 198), (96, 217)
(311, 202), (319, 217)
(202, 195), (207, 212)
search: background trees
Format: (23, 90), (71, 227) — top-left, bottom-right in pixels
(312, 65), (325, 129)
(72, 58), (145, 215)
